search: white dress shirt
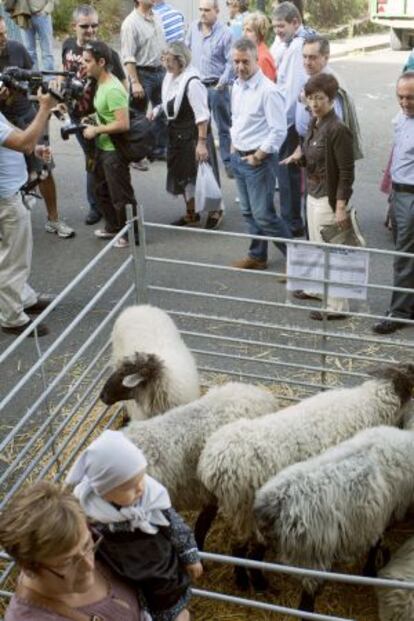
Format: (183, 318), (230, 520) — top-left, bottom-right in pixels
(231, 69), (287, 154)
(391, 111), (414, 185)
(277, 26), (308, 126)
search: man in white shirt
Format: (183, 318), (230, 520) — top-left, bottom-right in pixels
(230, 37), (292, 270)
(273, 1), (309, 237)
(0, 90), (58, 337)
(373, 72), (414, 335)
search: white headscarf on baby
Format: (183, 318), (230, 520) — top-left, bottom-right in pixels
(66, 430), (171, 534)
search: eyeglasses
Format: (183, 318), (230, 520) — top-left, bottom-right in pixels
(78, 23), (99, 29)
(39, 535), (103, 580)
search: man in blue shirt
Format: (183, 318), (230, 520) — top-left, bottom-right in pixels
(373, 72), (414, 335)
(0, 89), (58, 337)
(273, 1), (309, 237)
(230, 38), (292, 270)
(186, 0), (234, 179)
(153, 0), (184, 43)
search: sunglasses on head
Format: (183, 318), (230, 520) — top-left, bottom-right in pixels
(78, 23), (99, 29)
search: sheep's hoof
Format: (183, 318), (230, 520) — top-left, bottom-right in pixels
(251, 572), (269, 593)
(234, 568), (250, 591)
(299, 590), (316, 614)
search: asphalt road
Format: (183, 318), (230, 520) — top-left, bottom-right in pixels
(0, 47), (411, 424)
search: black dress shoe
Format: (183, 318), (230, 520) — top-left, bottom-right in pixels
(25, 295), (55, 315)
(310, 310), (347, 321)
(2, 320), (49, 337)
(292, 228), (305, 238)
(372, 318), (407, 335)
(85, 209), (102, 225)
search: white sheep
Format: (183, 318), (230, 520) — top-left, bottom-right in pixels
(254, 409), (414, 615)
(377, 536), (414, 621)
(100, 305), (200, 421)
(123, 381), (278, 549)
(198, 365), (414, 589)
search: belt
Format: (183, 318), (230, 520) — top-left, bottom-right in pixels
(392, 182), (414, 194)
(136, 65), (163, 73)
(235, 149), (257, 157)
(202, 79), (219, 87)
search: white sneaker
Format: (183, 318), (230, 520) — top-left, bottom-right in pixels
(45, 220), (75, 238)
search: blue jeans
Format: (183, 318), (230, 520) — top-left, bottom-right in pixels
(135, 67), (167, 155)
(23, 13), (54, 71)
(278, 125), (304, 234)
(231, 152), (292, 260)
(207, 86), (231, 168)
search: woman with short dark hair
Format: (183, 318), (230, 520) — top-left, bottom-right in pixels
(283, 72), (355, 321)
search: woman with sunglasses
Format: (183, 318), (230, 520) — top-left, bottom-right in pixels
(0, 481), (147, 621)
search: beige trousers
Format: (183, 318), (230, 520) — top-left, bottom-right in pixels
(0, 192), (37, 327)
(307, 194), (349, 314)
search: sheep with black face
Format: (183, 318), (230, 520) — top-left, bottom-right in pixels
(100, 305), (200, 421)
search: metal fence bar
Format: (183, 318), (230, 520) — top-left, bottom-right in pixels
(148, 285), (414, 327)
(55, 403), (124, 478)
(167, 309), (410, 349)
(199, 552), (414, 590)
(0, 258), (133, 417)
(191, 348), (368, 379)
(180, 329), (394, 366)
(0, 279), (133, 453)
(146, 255), (413, 296)
(198, 365), (328, 392)
(38, 378), (111, 480)
(0, 224), (132, 365)
(192, 588), (353, 621)
(144, 221), (414, 260)
(0, 343), (111, 487)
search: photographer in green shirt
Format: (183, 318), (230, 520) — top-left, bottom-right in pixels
(82, 41), (137, 248)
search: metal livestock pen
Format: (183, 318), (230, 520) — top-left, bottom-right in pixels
(1, 206), (414, 620)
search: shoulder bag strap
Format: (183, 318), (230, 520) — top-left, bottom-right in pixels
(15, 583), (103, 621)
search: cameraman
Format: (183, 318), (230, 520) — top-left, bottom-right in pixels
(0, 16), (74, 239)
(0, 89), (58, 337)
(62, 5), (127, 225)
(82, 41), (137, 248)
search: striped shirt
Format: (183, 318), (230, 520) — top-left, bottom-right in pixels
(153, 1), (185, 43)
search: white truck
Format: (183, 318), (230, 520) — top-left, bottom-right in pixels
(370, 0), (414, 50)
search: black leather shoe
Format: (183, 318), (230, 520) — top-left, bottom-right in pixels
(2, 320), (49, 337)
(85, 209), (102, 225)
(310, 310), (347, 321)
(372, 318), (407, 335)
(292, 228), (305, 238)
(25, 295), (55, 315)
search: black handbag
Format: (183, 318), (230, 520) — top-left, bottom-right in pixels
(111, 108), (155, 163)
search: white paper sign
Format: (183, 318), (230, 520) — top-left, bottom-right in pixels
(286, 244), (369, 300)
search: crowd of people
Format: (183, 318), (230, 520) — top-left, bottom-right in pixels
(0, 0), (413, 338)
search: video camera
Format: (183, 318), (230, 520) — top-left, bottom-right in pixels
(0, 67), (85, 106)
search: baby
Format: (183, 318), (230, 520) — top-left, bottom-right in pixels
(67, 430), (203, 621)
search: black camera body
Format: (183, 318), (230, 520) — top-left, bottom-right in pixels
(0, 67), (86, 106)
(60, 121), (87, 140)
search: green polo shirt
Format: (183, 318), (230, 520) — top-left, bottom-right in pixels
(94, 75), (128, 151)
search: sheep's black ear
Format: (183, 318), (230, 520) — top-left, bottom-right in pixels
(122, 374), (143, 388)
(369, 364), (414, 404)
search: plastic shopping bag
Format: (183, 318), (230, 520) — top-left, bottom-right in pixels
(195, 162), (222, 213)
